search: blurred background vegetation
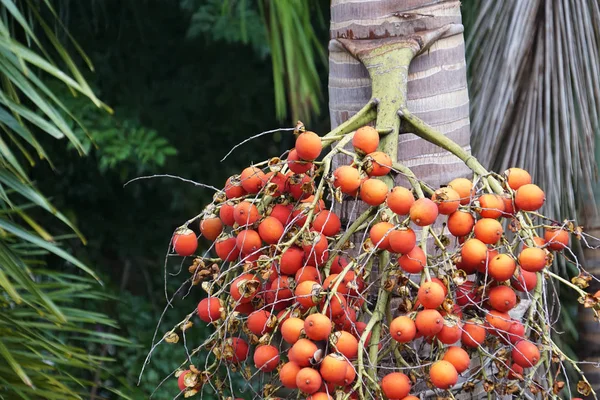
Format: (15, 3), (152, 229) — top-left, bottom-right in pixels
(1, 0), (598, 399)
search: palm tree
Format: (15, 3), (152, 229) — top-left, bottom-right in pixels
(0, 1), (125, 398)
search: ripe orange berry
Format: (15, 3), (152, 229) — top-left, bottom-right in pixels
(432, 187), (461, 215)
(330, 256), (349, 274)
(199, 217), (223, 242)
(233, 201), (260, 226)
(296, 367), (322, 394)
(486, 310), (512, 333)
(386, 186), (415, 215)
(323, 293), (348, 319)
(443, 346), (470, 373)
(456, 281), (478, 306)
(307, 393), (334, 400)
(462, 321), (486, 348)
(437, 318), (462, 344)
(331, 331), (359, 359)
(172, 228), (198, 256)
(295, 131), (322, 161)
(415, 309), (444, 336)
(197, 297), (222, 323)
(289, 339), (318, 367)
(247, 310), (274, 335)
(342, 361), (356, 386)
(381, 372), (411, 399)
(320, 353), (348, 384)
(288, 148), (313, 174)
(281, 317), (305, 344)
(512, 340), (540, 368)
(518, 247), (548, 272)
(390, 315), (417, 343)
(224, 337), (249, 362)
(296, 266), (322, 284)
(506, 320), (525, 344)
(254, 344), (279, 372)
(488, 254), (517, 281)
(280, 246), (305, 275)
(230, 273), (260, 304)
(418, 281), (446, 309)
(544, 227), (569, 251)
(430, 360), (458, 389)
(235, 229), (262, 254)
(410, 198), (439, 226)
(360, 178), (389, 206)
(312, 210), (341, 236)
(257, 216), (284, 245)
(448, 177), (474, 205)
(224, 175), (246, 199)
(388, 228), (417, 254)
(474, 218), (503, 244)
(478, 194), (505, 219)
(219, 202), (236, 226)
(295, 280), (322, 309)
(460, 238), (488, 269)
(269, 204), (293, 225)
(515, 184), (545, 211)
(304, 314), (332, 341)
(505, 167), (531, 190)
(365, 151), (392, 176)
(401, 397), (419, 400)
(280, 361), (301, 388)
(447, 210), (475, 237)
(215, 236), (241, 261)
(489, 285), (517, 312)
(240, 166), (266, 193)
(352, 126), (379, 155)
(369, 221), (394, 250)
(333, 165), (362, 194)
(511, 268), (538, 292)
(399, 246), (427, 273)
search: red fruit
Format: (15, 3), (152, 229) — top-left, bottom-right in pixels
(236, 229), (262, 254)
(224, 337), (249, 362)
(296, 266), (322, 284)
(447, 210), (475, 237)
(295, 131), (322, 161)
(388, 228), (417, 254)
(381, 372), (411, 399)
(518, 247), (548, 272)
(390, 315), (416, 343)
(296, 367), (322, 394)
(360, 178), (389, 206)
(418, 280), (446, 309)
(215, 236), (241, 261)
(304, 314), (332, 341)
(364, 151), (392, 176)
(224, 176), (246, 199)
(331, 331), (359, 359)
(485, 310), (512, 333)
(219, 203), (236, 226)
(474, 218), (504, 244)
(488, 253), (517, 282)
(448, 177), (474, 205)
(233, 201), (260, 226)
(289, 339), (319, 367)
(197, 297), (222, 323)
(430, 360), (458, 389)
(398, 246), (427, 273)
(177, 370), (192, 391)
(330, 256), (349, 274)
(437, 318), (462, 345)
(432, 187), (461, 215)
(505, 168), (531, 190)
(280, 361), (301, 388)
(280, 246), (305, 275)
(172, 228), (197, 256)
(352, 126), (379, 155)
(544, 227), (569, 251)
(230, 274), (260, 304)
(386, 186), (415, 215)
(488, 285), (517, 312)
(288, 148), (313, 174)
(462, 321), (486, 348)
(507, 363), (524, 380)
(369, 221), (394, 250)
(456, 281), (478, 307)
(288, 174), (314, 200)
(200, 217), (223, 241)
(264, 171), (288, 197)
(512, 340), (540, 368)
(247, 310), (274, 335)
(478, 194), (505, 219)
(312, 210), (341, 236)
(409, 198), (439, 226)
(270, 204), (293, 226)
(443, 346), (470, 373)
(333, 165), (361, 194)
(254, 345), (280, 372)
(258, 216), (285, 244)
(415, 309), (444, 336)
(295, 280), (322, 309)
(240, 166), (266, 193)
(511, 268), (538, 292)
(302, 233), (329, 266)
(461, 238), (488, 270)
(506, 320), (525, 344)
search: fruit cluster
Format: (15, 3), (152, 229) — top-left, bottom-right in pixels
(162, 125), (598, 399)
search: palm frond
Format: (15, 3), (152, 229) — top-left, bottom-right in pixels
(466, 0), (600, 220)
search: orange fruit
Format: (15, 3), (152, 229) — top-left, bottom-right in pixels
(507, 363), (524, 380)
(443, 346), (470, 373)
(215, 236), (241, 261)
(172, 228), (198, 256)
(229, 273), (260, 304)
(506, 320), (525, 344)
(264, 171), (288, 197)
(333, 165), (362, 194)
(448, 177), (474, 205)
(485, 310), (512, 333)
(518, 247), (548, 272)
(295, 131), (322, 161)
(280, 361), (301, 388)
(430, 360), (458, 389)
(488, 253), (517, 281)
(223, 337), (249, 362)
(398, 246), (427, 273)
(247, 310), (274, 335)
(307, 393), (334, 400)
(409, 198), (439, 226)
(462, 321), (486, 348)
(281, 317), (305, 344)
(288, 174), (314, 200)
(269, 204), (293, 225)
(515, 184), (545, 211)
(289, 339), (318, 367)
(253, 344), (279, 372)
(199, 217), (223, 241)
(240, 166), (266, 193)
(224, 175), (246, 199)
(235, 229), (262, 254)
(512, 340), (540, 368)
(331, 331), (359, 359)
(280, 246), (305, 275)
(233, 201), (260, 226)
(511, 268), (538, 292)
(320, 353), (348, 384)
(478, 194), (505, 219)
(417, 281), (446, 309)
(369, 221), (394, 250)
(295, 266), (322, 284)
(390, 315), (417, 343)
(342, 361), (356, 385)
(488, 285), (517, 312)
(415, 309), (444, 336)
(386, 186), (415, 215)
(505, 168), (531, 190)
(312, 210), (342, 236)
(304, 314), (332, 341)
(456, 281), (478, 307)
(219, 202), (236, 226)
(447, 210), (475, 237)
(544, 227), (569, 251)
(365, 151), (392, 176)
(436, 317), (462, 344)
(323, 293), (348, 319)
(460, 238), (488, 270)
(432, 187), (461, 215)
(295, 280), (322, 309)
(474, 218), (503, 244)
(296, 367), (322, 394)
(381, 372), (411, 399)
(352, 126), (379, 155)
(388, 228), (417, 254)
(360, 178), (389, 206)
(197, 297), (222, 323)
(288, 148), (313, 174)
(258, 216), (285, 244)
